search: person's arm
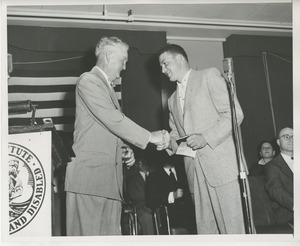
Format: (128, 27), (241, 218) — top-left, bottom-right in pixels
(78, 74), (166, 149)
(201, 68), (244, 150)
(265, 163), (293, 211)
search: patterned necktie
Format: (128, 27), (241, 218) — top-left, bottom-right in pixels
(108, 78), (115, 88)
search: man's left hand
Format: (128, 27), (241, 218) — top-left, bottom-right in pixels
(122, 146), (135, 168)
(186, 134), (207, 150)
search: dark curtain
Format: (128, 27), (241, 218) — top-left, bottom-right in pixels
(223, 35), (292, 169)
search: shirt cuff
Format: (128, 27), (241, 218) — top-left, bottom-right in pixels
(168, 192), (175, 203)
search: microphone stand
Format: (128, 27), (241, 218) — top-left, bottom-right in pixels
(224, 72), (256, 234)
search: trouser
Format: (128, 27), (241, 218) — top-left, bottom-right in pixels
(66, 192), (122, 236)
(193, 163), (245, 234)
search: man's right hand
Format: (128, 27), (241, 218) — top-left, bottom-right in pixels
(150, 130), (170, 150)
(174, 188), (183, 199)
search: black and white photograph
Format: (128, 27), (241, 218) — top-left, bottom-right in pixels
(1, 0), (299, 245)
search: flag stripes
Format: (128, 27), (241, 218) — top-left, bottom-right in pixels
(8, 77), (122, 131)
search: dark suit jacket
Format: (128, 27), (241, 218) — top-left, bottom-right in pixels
(126, 167), (154, 234)
(145, 163), (196, 232)
(265, 154), (293, 224)
(249, 162), (265, 176)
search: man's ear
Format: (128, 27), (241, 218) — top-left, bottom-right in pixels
(176, 54), (184, 64)
(95, 46), (100, 57)
(276, 139), (280, 146)
(105, 51), (112, 64)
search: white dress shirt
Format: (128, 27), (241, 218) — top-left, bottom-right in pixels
(164, 167), (178, 203)
(177, 69), (191, 111)
(95, 66), (114, 89)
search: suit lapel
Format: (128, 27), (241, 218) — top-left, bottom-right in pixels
(91, 66), (121, 111)
(183, 70), (195, 112)
(173, 88), (184, 125)
(276, 155), (293, 179)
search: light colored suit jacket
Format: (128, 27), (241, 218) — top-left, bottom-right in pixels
(168, 68), (244, 188)
(65, 66), (150, 201)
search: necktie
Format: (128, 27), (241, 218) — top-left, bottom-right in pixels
(169, 168), (178, 191)
(108, 78), (116, 88)
(177, 83), (185, 111)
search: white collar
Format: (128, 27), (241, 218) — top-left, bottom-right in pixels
(163, 167), (177, 179)
(178, 69), (191, 87)
(95, 66), (112, 87)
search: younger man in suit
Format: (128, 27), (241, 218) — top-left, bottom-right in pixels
(265, 127), (293, 225)
(157, 44), (245, 234)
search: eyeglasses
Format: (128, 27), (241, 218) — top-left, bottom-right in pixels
(279, 134), (293, 140)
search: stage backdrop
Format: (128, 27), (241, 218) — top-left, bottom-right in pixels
(8, 26), (166, 135)
(223, 35), (292, 169)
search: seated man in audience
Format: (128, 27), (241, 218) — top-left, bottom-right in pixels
(265, 127), (293, 226)
(125, 155), (155, 235)
(145, 153), (196, 234)
(249, 140), (276, 176)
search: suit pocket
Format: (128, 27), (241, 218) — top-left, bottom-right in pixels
(79, 151), (111, 168)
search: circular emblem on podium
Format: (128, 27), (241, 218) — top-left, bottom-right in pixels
(8, 143), (46, 234)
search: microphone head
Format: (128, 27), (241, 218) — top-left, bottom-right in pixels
(223, 57), (234, 75)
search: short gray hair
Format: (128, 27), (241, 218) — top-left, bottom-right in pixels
(95, 36), (129, 58)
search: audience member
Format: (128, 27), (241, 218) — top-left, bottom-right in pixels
(125, 155), (155, 235)
(157, 43), (245, 234)
(265, 127), (293, 225)
(145, 154), (196, 234)
(64, 36), (170, 236)
(249, 141), (275, 176)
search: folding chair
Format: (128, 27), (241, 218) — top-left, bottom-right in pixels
(153, 205), (188, 235)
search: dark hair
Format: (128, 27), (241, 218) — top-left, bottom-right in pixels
(158, 43), (189, 63)
(256, 140), (276, 158)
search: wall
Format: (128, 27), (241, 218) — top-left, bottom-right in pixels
(169, 39), (224, 71)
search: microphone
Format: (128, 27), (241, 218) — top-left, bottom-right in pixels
(223, 57), (235, 88)
(8, 100), (37, 115)
(223, 57), (234, 78)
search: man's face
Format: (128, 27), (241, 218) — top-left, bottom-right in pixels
(107, 47), (128, 81)
(260, 142), (275, 159)
(159, 52), (182, 82)
(277, 127), (293, 154)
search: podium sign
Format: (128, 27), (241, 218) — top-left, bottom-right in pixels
(8, 131), (51, 237)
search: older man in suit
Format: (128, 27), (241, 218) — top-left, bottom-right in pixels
(265, 127), (293, 225)
(158, 44), (245, 234)
(64, 37), (169, 236)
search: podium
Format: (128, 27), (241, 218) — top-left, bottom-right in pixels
(8, 121), (72, 237)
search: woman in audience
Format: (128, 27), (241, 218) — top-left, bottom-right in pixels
(249, 141), (275, 176)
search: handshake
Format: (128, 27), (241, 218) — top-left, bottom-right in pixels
(149, 130), (170, 151)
